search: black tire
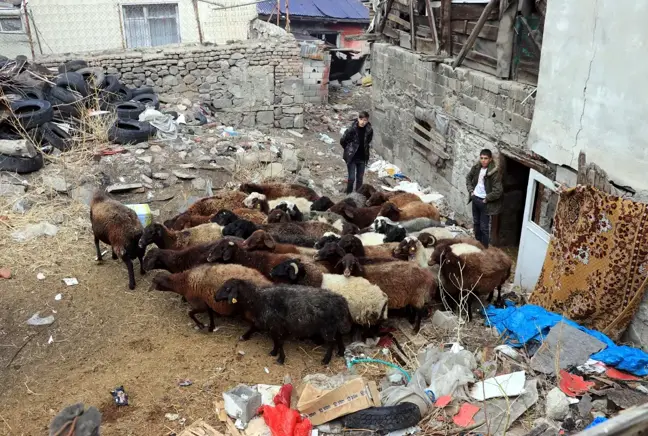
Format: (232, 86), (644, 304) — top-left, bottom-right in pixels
(342, 402), (421, 432)
(115, 101), (145, 120)
(0, 152), (44, 174)
(131, 86), (154, 97)
(10, 99), (53, 129)
(49, 85), (78, 104)
(164, 110), (179, 120)
(47, 87), (83, 119)
(131, 93), (160, 110)
(108, 119), (155, 145)
(0, 122), (21, 140)
(55, 72), (90, 97)
(76, 67), (106, 89)
(19, 87), (46, 100)
(58, 59), (88, 74)
(31, 122), (73, 152)
(100, 75), (121, 93)
(115, 85), (133, 102)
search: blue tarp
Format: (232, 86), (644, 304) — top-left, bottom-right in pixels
(485, 303), (648, 376)
(257, 0), (369, 21)
(585, 416), (608, 429)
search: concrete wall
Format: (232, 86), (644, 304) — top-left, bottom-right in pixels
(371, 43), (535, 220)
(528, 0), (648, 198)
(38, 38), (304, 129)
(25, 0), (255, 56)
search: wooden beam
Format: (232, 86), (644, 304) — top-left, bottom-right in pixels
(419, 54), (447, 63)
(440, 0), (452, 55)
(409, 0), (416, 51)
(452, 0), (499, 68)
(453, 41), (498, 66)
(413, 121), (444, 144)
(345, 33), (379, 41)
(378, 0), (395, 34)
(451, 20), (499, 41)
(409, 130), (449, 159)
(519, 16), (542, 56)
(388, 12), (410, 30)
(425, 0), (440, 53)
(451, 3), (499, 21)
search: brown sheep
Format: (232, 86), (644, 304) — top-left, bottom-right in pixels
(337, 234), (399, 260)
(90, 191), (146, 290)
(173, 207), (266, 229)
(379, 201), (440, 222)
(328, 202), (381, 229)
(139, 222), (223, 250)
(242, 230), (316, 256)
(165, 191), (248, 230)
(143, 241), (227, 273)
(150, 264), (271, 331)
(357, 184), (378, 199)
(239, 182), (319, 201)
(428, 238), (485, 266)
(366, 191), (421, 207)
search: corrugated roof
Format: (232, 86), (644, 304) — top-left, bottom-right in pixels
(258, 0), (369, 22)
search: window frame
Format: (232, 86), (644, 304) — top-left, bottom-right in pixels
(120, 2), (181, 49)
(0, 14), (24, 34)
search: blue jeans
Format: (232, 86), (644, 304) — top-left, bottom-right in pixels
(472, 196), (491, 248)
(346, 160), (366, 194)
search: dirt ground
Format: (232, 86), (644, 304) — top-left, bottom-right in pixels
(0, 87), (498, 435)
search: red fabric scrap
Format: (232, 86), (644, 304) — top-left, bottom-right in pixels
(377, 335), (394, 348)
(259, 384), (312, 436)
(435, 395), (452, 408)
(559, 370), (595, 397)
(453, 403), (480, 427)
(605, 367), (641, 381)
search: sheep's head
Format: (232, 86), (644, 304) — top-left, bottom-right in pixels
(223, 219), (258, 239)
(357, 184), (377, 198)
(371, 216), (390, 234)
(267, 209), (291, 223)
(314, 233), (341, 250)
(173, 213), (194, 230)
(243, 230), (275, 251)
(139, 223), (165, 249)
(207, 240), (238, 263)
(314, 242), (346, 261)
(383, 225), (406, 243)
(149, 271), (172, 292)
(212, 209), (238, 226)
(270, 259), (304, 282)
(336, 253), (363, 277)
(393, 237), (419, 261)
(366, 192), (388, 207)
(379, 202), (401, 221)
(338, 234), (365, 257)
(215, 279), (253, 305)
(311, 196), (334, 211)
(143, 248), (163, 271)
(417, 232), (437, 248)
(243, 192), (266, 208)
(341, 221), (360, 235)
(239, 183), (261, 194)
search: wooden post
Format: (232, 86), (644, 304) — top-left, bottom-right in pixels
(276, 0), (280, 26)
(440, 0), (452, 55)
(22, 2), (35, 59)
(378, 0), (395, 34)
(29, 10), (43, 55)
(425, 0), (440, 53)
(285, 0), (290, 32)
(267, 4), (275, 22)
(409, 0), (416, 50)
(192, 0), (204, 44)
(451, 0), (499, 68)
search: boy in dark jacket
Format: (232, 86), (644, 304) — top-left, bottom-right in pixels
(340, 111), (373, 194)
(465, 149), (503, 248)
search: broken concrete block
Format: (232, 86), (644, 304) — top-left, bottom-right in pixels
(106, 183), (143, 193)
(282, 149), (299, 172)
(0, 183), (26, 197)
(0, 139), (37, 158)
(545, 387), (569, 420)
(341, 80), (353, 87)
(431, 310), (459, 331)
(223, 384), (262, 425)
(264, 163), (284, 178)
(351, 72), (363, 84)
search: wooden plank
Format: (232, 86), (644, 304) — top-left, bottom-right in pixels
(409, 0), (416, 51)
(451, 3), (499, 21)
(440, 0), (452, 55)
(345, 33), (379, 41)
(425, 0), (440, 52)
(451, 20), (499, 40)
(383, 24), (399, 39)
(453, 41), (498, 67)
(388, 12), (411, 29)
(409, 130), (449, 159)
(413, 120), (444, 143)
(377, 0), (395, 34)
(415, 36), (437, 53)
(416, 24), (432, 37)
(419, 54), (447, 62)
(452, 0), (499, 68)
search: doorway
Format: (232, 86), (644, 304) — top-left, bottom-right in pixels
(492, 155), (530, 248)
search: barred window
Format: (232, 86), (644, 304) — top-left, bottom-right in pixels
(0, 16), (23, 33)
(122, 4), (180, 48)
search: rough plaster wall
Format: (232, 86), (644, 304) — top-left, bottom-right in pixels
(371, 43), (534, 220)
(200, 0), (257, 43)
(529, 0), (648, 197)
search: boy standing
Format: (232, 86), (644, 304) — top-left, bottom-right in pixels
(340, 111), (373, 194)
(465, 149), (503, 248)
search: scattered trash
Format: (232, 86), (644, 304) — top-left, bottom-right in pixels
(577, 359), (607, 375)
(318, 133), (335, 145)
(473, 379), (539, 435)
(222, 127), (239, 137)
(287, 130), (303, 138)
(106, 183), (144, 193)
(434, 396), (452, 408)
(178, 379), (192, 387)
(111, 386), (129, 406)
(223, 384), (262, 426)
(63, 278), (78, 286)
(55, 294), (62, 301)
(37, 272), (45, 280)
(0, 267), (11, 279)
(368, 160), (401, 178)
(263, 384), (312, 436)
(12, 221), (59, 242)
(126, 204), (153, 227)
(469, 371), (526, 401)
(585, 416), (608, 429)
(494, 344), (521, 361)
(165, 413), (180, 421)
(26, 313), (55, 326)
(48, 335), (54, 345)
(605, 367), (640, 381)
(264, 367), (270, 374)
(558, 370), (594, 397)
(453, 403), (479, 427)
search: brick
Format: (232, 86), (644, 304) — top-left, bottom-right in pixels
(461, 95), (477, 111)
(469, 72), (485, 90)
(473, 114), (486, 131)
(448, 78), (460, 92)
(483, 76), (500, 94)
(476, 100), (490, 118)
(483, 118), (497, 136)
(511, 113), (532, 132)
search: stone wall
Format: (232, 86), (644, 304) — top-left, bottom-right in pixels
(38, 37), (305, 129)
(371, 43), (536, 220)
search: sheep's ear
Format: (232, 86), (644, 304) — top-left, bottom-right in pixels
(264, 236), (275, 249)
(223, 246), (233, 262)
(335, 245), (347, 258)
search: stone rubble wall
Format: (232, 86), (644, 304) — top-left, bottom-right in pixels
(38, 37), (305, 129)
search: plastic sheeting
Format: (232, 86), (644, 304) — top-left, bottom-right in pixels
(485, 303), (648, 376)
(139, 108), (178, 140)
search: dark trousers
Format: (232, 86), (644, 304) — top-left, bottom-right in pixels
(472, 196), (491, 248)
(346, 160), (366, 194)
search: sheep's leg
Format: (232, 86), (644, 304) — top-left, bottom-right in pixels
(240, 325), (258, 341)
(269, 337), (279, 356)
(207, 309), (216, 332)
(486, 289), (494, 304)
(95, 237), (103, 261)
(412, 308), (425, 334)
(495, 285), (504, 308)
(138, 254), (146, 275)
(270, 335), (286, 364)
(336, 332), (346, 357)
(322, 341), (335, 365)
(188, 309), (206, 330)
(124, 258), (136, 290)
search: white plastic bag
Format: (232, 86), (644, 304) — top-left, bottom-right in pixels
(139, 107), (178, 140)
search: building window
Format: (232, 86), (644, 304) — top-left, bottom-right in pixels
(0, 16), (23, 33)
(122, 3), (180, 48)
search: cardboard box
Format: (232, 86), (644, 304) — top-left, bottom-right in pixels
(297, 377), (381, 425)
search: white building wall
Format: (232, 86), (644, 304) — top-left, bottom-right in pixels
(528, 0), (648, 195)
(199, 0), (257, 43)
(0, 7), (31, 58)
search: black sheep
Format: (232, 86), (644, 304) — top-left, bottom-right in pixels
(223, 219), (259, 239)
(383, 225), (407, 243)
(210, 209), (239, 226)
(310, 196), (335, 211)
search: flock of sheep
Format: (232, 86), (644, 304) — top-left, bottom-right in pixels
(89, 182), (513, 364)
